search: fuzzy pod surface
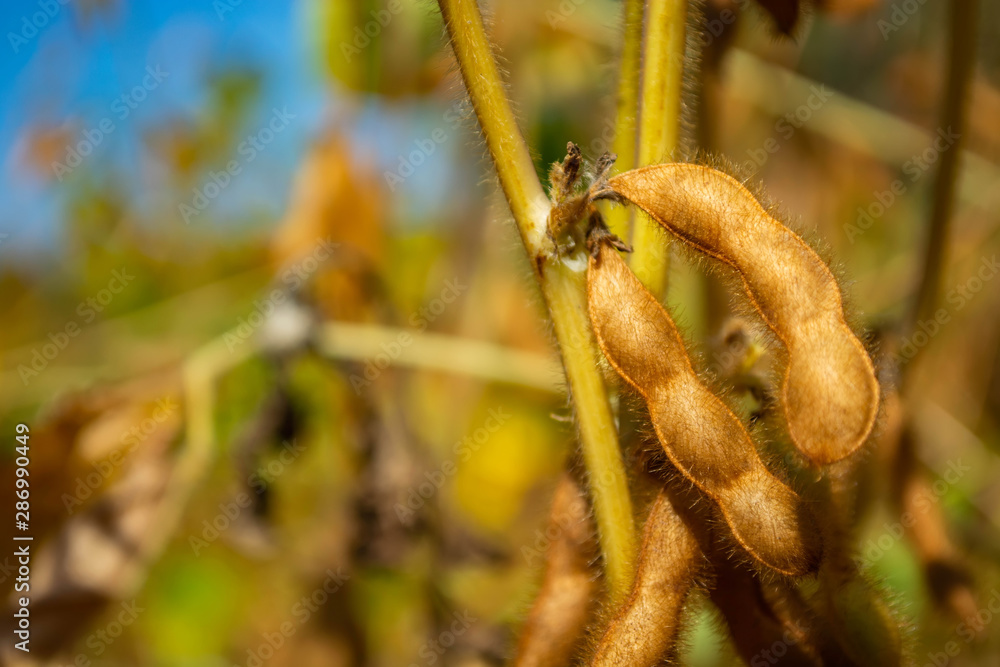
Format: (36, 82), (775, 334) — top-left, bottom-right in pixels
(587, 239), (820, 576)
(589, 490), (701, 666)
(609, 163), (879, 465)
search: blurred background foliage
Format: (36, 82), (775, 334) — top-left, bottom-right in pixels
(0, 0), (999, 665)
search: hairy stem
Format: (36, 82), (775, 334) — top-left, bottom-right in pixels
(437, 0), (636, 602)
(904, 0), (977, 376)
(543, 259), (637, 600)
(437, 0), (550, 257)
(628, 0), (688, 299)
(604, 0), (644, 240)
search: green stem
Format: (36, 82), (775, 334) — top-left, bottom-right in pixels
(604, 0), (644, 240)
(628, 0), (688, 299)
(437, 0), (636, 602)
(436, 0), (549, 256)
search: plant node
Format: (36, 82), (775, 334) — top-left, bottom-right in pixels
(548, 143), (624, 257)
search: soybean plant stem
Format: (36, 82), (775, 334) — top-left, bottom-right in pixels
(628, 0), (688, 299)
(437, 0), (637, 603)
(905, 0), (977, 378)
(604, 0), (644, 241)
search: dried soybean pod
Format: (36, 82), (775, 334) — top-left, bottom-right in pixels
(821, 572), (904, 666)
(608, 164), (879, 465)
(587, 237), (820, 576)
(589, 490), (702, 666)
(709, 558), (820, 666)
(514, 474), (598, 667)
(759, 579), (861, 666)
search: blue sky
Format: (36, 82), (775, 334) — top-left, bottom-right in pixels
(0, 0), (472, 268)
(0, 1), (331, 256)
